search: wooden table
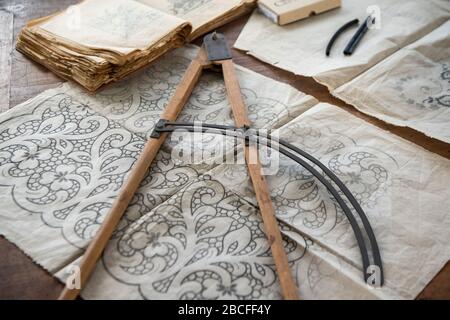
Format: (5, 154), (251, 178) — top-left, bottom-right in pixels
(0, 1), (449, 300)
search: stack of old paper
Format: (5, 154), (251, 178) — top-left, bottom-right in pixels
(16, 0), (255, 92)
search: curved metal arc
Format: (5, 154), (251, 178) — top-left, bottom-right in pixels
(271, 134), (384, 284)
(161, 121), (384, 285)
(326, 18), (359, 56)
(156, 124), (384, 283)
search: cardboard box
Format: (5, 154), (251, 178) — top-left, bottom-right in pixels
(258, 0), (341, 25)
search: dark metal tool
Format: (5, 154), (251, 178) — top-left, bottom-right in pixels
(326, 18), (360, 56)
(153, 121), (385, 286)
(203, 31), (232, 61)
(344, 15), (375, 56)
(59, 32), (300, 300)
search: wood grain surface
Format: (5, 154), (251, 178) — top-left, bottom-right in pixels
(0, 1), (449, 299)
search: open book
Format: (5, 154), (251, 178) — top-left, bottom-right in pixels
(16, 0), (255, 92)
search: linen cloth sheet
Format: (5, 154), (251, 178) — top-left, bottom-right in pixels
(235, 0), (450, 144)
(333, 21), (450, 143)
(234, 0), (450, 90)
(210, 103), (450, 299)
(0, 45), (449, 299)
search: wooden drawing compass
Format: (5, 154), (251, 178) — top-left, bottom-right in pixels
(59, 32), (383, 300)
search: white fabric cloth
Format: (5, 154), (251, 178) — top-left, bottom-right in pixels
(235, 0), (450, 143)
(1, 45), (449, 299)
(234, 0), (450, 90)
(334, 20), (450, 143)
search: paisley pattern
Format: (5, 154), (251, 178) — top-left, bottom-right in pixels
(0, 93), (199, 247)
(6, 45), (443, 300)
(67, 47), (300, 167)
(211, 120), (396, 243)
(394, 63), (450, 110)
(0, 94), (137, 246)
(102, 175), (306, 300)
(328, 151), (389, 208)
(74, 50), (295, 140)
(0, 46), (320, 299)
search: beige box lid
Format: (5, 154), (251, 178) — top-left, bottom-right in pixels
(258, 0), (341, 25)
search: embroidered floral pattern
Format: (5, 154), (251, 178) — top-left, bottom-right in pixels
(102, 176), (306, 299)
(0, 93), (198, 247)
(394, 63), (450, 110)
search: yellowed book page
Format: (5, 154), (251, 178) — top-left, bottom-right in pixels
(34, 0), (188, 55)
(137, 0), (254, 32)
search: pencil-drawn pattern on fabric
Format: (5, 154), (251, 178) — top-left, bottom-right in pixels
(271, 122), (395, 231)
(213, 122), (396, 239)
(102, 175), (308, 299)
(395, 63), (450, 109)
(88, 52), (292, 140)
(0, 93), (198, 248)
